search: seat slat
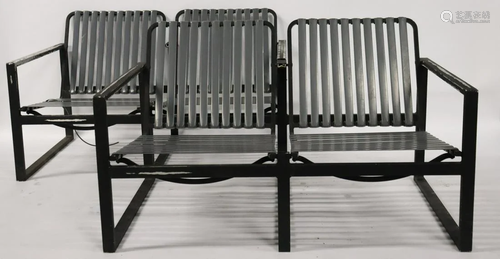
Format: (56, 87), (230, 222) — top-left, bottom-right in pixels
(262, 8), (270, 93)
(386, 18), (402, 126)
(399, 17), (413, 125)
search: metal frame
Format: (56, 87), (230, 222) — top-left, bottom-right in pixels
(92, 20), (290, 252)
(284, 18), (478, 252)
(6, 11), (165, 181)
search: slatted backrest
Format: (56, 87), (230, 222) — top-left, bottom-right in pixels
(147, 21), (277, 129)
(287, 17), (419, 130)
(64, 11), (165, 94)
(177, 8), (276, 94)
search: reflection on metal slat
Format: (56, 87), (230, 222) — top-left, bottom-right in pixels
(329, 19), (342, 127)
(188, 21), (199, 128)
(309, 19), (319, 127)
(352, 19), (365, 126)
(210, 21), (221, 127)
(244, 15), (253, 127)
(398, 17), (413, 125)
(103, 12), (115, 87)
(233, 20), (243, 127)
(298, 19), (307, 128)
(262, 8), (270, 92)
(199, 21), (210, 127)
(120, 11), (133, 93)
(149, 11), (158, 94)
(177, 22), (189, 127)
(166, 22), (178, 128)
(86, 11), (98, 93)
(155, 22), (166, 128)
(95, 12), (106, 92)
(375, 18), (390, 126)
(70, 11), (82, 93)
(363, 18), (377, 126)
(113, 11), (124, 84)
(318, 19), (331, 127)
(386, 18), (402, 126)
(221, 21), (232, 127)
(255, 21), (265, 128)
(130, 11), (141, 92)
(341, 19), (354, 126)
(78, 11), (90, 93)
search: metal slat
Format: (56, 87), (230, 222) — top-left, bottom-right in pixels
(363, 18), (378, 126)
(235, 9), (242, 21)
(244, 12), (253, 127)
(166, 22), (178, 128)
(121, 11), (132, 93)
(177, 22), (189, 128)
(95, 12), (106, 92)
(188, 21), (199, 127)
(221, 21), (232, 127)
(233, 20), (243, 127)
(200, 9), (209, 21)
(155, 22), (166, 128)
(70, 11), (82, 93)
(309, 19), (320, 127)
(86, 11), (98, 93)
(77, 11), (90, 93)
(375, 18), (390, 126)
(398, 17), (414, 125)
(386, 18), (402, 126)
(341, 19), (354, 126)
(262, 8), (270, 92)
(318, 19), (331, 127)
(103, 12), (115, 87)
(140, 11), (152, 92)
(113, 11), (124, 83)
(130, 11), (141, 92)
(298, 19), (307, 127)
(149, 11), (158, 93)
(191, 9), (200, 21)
(352, 19), (365, 126)
(227, 9), (234, 20)
(329, 19), (342, 127)
(254, 21), (265, 128)
(199, 21), (210, 127)
(210, 21), (221, 127)
(184, 9), (192, 21)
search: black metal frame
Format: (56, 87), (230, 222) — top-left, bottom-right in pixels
(92, 20), (291, 252)
(283, 18), (478, 252)
(6, 11), (165, 181)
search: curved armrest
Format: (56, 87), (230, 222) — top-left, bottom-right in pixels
(7, 43), (64, 67)
(420, 58), (478, 95)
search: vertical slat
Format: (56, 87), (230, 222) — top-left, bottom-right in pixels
(398, 17), (413, 125)
(140, 11), (152, 92)
(298, 19), (308, 127)
(233, 20), (243, 127)
(177, 22), (189, 128)
(210, 21), (221, 127)
(254, 20), (265, 128)
(113, 11), (124, 83)
(252, 8), (259, 21)
(199, 21), (210, 127)
(191, 9), (200, 21)
(121, 11), (132, 93)
(309, 19), (319, 127)
(363, 18), (378, 126)
(352, 18), (365, 126)
(70, 11), (82, 93)
(78, 11), (90, 93)
(329, 19), (343, 127)
(341, 19), (354, 126)
(227, 9), (234, 20)
(103, 12), (115, 87)
(262, 8), (270, 92)
(200, 9), (209, 21)
(221, 20), (232, 127)
(218, 9), (225, 21)
(86, 11), (98, 93)
(386, 18), (402, 126)
(95, 12), (106, 92)
(149, 11), (158, 93)
(319, 19), (331, 126)
(155, 22), (166, 128)
(375, 18), (390, 126)
(235, 9), (242, 21)
(183, 9), (192, 22)
(244, 13), (253, 127)
(166, 22), (178, 128)
(188, 21), (199, 127)
(130, 11), (141, 92)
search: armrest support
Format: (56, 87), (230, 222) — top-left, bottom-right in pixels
(420, 58), (478, 94)
(8, 43), (64, 67)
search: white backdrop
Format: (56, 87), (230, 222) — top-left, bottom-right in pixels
(0, 0), (499, 136)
